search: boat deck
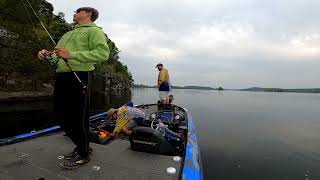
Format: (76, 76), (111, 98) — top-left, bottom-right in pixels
(0, 133), (182, 180)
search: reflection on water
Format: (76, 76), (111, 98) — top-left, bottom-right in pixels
(0, 90), (131, 138)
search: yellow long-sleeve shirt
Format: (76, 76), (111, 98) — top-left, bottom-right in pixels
(158, 68), (169, 85)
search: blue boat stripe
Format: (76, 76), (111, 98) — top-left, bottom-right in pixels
(182, 108), (203, 180)
(0, 112), (107, 144)
(15, 126), (61, 139)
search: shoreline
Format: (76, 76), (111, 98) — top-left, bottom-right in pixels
(0, 91), (53, 102)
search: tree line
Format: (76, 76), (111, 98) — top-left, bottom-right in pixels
(0, 0), (133, 91)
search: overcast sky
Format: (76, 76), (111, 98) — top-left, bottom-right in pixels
(47, 0), (319, 88)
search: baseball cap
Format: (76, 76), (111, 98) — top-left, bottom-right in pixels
(155, 62), (163, 68)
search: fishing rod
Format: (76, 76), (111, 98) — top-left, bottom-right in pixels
(24, 0), (86, 89)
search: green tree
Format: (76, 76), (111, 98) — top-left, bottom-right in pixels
(0, 0), (133, 91)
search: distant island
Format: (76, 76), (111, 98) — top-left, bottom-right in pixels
(133, 84), (224, 90)
(133, 85), (319, 93)
(240, 87), (320, 93)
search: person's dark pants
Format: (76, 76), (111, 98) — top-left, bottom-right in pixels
(53, 71), (92, 158)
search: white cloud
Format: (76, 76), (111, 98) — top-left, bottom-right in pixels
(104, 22), (184, 63)
(47, 0), (320, 88)
(288, 33), (320, 57)
(177, 22), (255, 59)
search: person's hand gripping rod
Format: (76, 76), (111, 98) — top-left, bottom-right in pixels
(42, 50), (87, 90)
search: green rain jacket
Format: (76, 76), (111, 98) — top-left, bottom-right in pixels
(52, 22), (109, 73)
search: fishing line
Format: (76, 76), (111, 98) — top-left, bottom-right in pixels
(23, 0), (86, 89)
(25, 0), (56, 45)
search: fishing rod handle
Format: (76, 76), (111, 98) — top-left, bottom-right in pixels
(62, 58), (87, 90)
(72, 71), (87, 89)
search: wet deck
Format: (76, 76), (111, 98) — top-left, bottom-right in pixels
(0, 133), (182, 180)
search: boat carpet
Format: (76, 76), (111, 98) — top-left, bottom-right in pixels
(0, 133), (181, 180)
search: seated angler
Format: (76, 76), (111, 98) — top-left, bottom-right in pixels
(106, 105), (145, 136)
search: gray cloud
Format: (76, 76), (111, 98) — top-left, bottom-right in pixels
(48, 0), (320, 88)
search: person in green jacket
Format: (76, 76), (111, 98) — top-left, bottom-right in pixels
(37, 7), (109, 169)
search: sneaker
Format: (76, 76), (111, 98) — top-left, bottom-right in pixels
(63, 147), (93, 160)
(60, 155), (90, 170)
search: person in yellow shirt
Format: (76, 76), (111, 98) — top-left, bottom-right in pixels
(156, 63), (171, 104)
(106, 105), (145, 136)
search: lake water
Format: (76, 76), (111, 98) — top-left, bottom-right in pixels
(132, 88), (320, 180)
(1, 88), (320, 180)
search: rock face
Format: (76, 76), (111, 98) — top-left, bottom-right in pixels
(92, 72), (132, 93)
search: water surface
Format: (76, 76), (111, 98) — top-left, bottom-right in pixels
(1, 88), (320, 180)
(132, 88), (320, 180)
